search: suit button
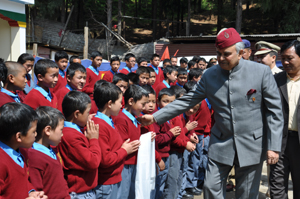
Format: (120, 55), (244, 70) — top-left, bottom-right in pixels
(231, 105), (234, 109)
(230, 91), (233, 95)
(233, 120), (236, 124)
(229, 77), (232, 80)
(234, 134), (237, 137)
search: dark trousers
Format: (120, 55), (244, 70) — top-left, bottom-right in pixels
(270, 132), (300, 199)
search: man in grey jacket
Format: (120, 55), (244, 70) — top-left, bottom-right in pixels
(138, 28), (283, 199)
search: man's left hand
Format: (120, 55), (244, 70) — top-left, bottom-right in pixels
(267, 150), (279, 165)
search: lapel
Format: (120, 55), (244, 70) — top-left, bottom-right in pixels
(278, 72), (288, 104)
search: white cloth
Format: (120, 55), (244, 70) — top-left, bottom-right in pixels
(135, 132), (156, 199)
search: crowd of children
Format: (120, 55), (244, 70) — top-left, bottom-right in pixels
(0, 51), (214, 199)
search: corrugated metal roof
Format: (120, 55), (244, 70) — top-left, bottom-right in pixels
(168, 33), (300, 39)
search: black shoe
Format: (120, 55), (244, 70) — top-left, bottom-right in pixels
(185, 188), (202, 195)
(182, 193), (194, 199)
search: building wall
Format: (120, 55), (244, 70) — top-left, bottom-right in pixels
(0, 18), (11, 60)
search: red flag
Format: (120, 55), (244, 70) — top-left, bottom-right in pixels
(174, 49), (179, 56)
(161, 46), (170, 61)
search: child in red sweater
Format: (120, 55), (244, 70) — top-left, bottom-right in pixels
(24, 59), (59, 109)
(82, 51), (103, 97)
(155, 66), (178, 99)
(0, 103), (47, 199)
(149, 54), (164, 88)
(17, 53), (35, 96)
(112, 73), (129, 108)
(56, 63), (87, 112)
(102, 56), (121, 82)
(119, 53), (136, 75)
(52, 51), (68, 94)
(113, 84), (148, 199)
(147, 67), (156, 87)
(57, 91), (101, 199)
(28, 106), (70, 199)
(136, 66), (150, 86)
(92, 81), (140, 199)
(0, 61), (27, 106)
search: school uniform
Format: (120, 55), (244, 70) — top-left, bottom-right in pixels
(92, 112), (128, 199)
(114, 109), (141, 199)
(56, 84), (73, 112)
(0, 88), (22, 107)
(57, 121), (101, 199)
(102, 70), (116, 82)
(28, 142), (70, 199)
(0, 141), (35, 199)
(119, 66), (132, 75)
(23, 85), (58, 110)
(150, 65), (164, 89)
(155, 80), (170, 99)
(82, 66), (101, 97)
(52, 69), (67, 94)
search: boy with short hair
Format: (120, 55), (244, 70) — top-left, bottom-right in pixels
(147, 67), (156, 87)
(188, 60), (197, 70)
(119, 53), (136, 75)
(69, 55), (81, 64)
(137, 57), (148, 67)
(17, 53), (35, 94)
(28, 106), (70, 199)
(188, 68), (203, 82)
(0, 61), (27, 107)
(180, 57), (188, 69)
(114, 84), (149, 199)
(56, 63), (87, 112)
(162, 59), (171, 70)
(24, 59), (59, 110)
(136, 66), (150, 86)
(149, 54), (164, 88)
(113, 73), (130, 108)
(127, 72), (139, 85)
(52, 51), (68, 94)
(82, 51), (103, 97)
(0, 103), (47, 199)
(102, 56), (121, 82)
(155, 65), (178, 99)
(174, 68), (188, 87)
(92, 81), (140, 199)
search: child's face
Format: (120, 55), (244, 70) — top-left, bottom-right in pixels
(72, 58), (81, 64)
(92, 56), (103, 68)
(110, 93), (123, 116)
(67, 71), (86, 90)
(38, 68), (59, 88)
(139, 61), (148, 67)
(115, 80), (128, 94)
(158, 95), (176, 109)
(193, 75), (201, 82)
(22, 60), (34, 73)
(185, 104), (200, 116)
(143, 93), (156, 114)
(151, 57), (160, 67)
(130, 96), (148, 116)
(48, 119), (64, 146)
(20, 120), (37, 148)
(180, 63), (187, 69)
(163, 62), (171, 69)
(139, 73), (150, 86)
(13, 67), (27, 91)
(126, 57), (136, 69)
(190, 63), (197, 69)
(177, 74), (187, 86)
(76, 103), (92, 127)
(171, 58), (177, 66)
(56, 58), (68, 71)
(198, 61), (206, 69)
(167, 71), (178, 83)
(111, 61), (120, 73)
(149, 72), (156, 86)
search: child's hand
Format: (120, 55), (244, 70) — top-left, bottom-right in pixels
(84, 120), (99, 140)
(190, 133), (199, 144)
(186, 121), (198, 131)
(121, 139), (141, 155)
(158, 159), (165, 171)
(88, 113), (96, 121)
(186, 141), (196, 152)
(29, 191), (48, 199)
(170, 126), (181, 137)
(151, 132), (156, 142)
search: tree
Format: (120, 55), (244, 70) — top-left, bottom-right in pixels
(186, 0), (191, 36)
(235, 0), (242, 33)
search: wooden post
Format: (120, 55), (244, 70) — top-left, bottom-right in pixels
(32, 43), (38, 80)
(83, 22), (89, 59)
(105, 29), (110, 60)
(186, 0), (191, 36)
(118, 0), (122, 46)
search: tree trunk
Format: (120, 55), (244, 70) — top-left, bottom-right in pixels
(107, 0), (112, 41)
(177, 0), (180, 35)
(152, 0), (157, 40)
(194, 0), (197, 13)
(235, 0), (242, 33)
(118, 0), (122, 46)
(217, 0), (223, 32)
(186, 0), (191, 36)
(135, 0), (138, 25)
(181, 2), (184, 31)
(61, 0), (66, 23)
(198, 0), (202, 13)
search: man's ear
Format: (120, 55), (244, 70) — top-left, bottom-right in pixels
(37, 74), (44, 82)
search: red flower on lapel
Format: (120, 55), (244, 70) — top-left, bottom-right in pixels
(247, 89), (256, 95)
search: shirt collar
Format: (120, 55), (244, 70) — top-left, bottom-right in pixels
(176, 82), (183, 87)
(65, 84), (73, 91)
(0, 141), (24, 168)
(34, 85), (52, 102)
(64, 121), (82, 134)
(163, 80), (171, 88)
(124, 66), (132, 73)
(26, 74), (31, 81)
(95, 111), (115, 128)
(1, 88), (21, 102)
(59, 69), (65, 78)
(205, 98), (211, 110)
(32, 142), (57, 160)
(151, 65), (159, 75)
(110, 69), (116, 75)
(88, 65), (99, 75)
(122, 109), (138, 127)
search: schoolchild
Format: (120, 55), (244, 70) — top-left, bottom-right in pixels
(188, 68), (202, 82)
(112, 73), (129, 108)
(149, 54), (164, 88)
(154, 66), (178, 99)
(102, 56), (121, 82)
(180, 57), (188, 69)
(147, 67), (156, 87)
(52, 51), (68, 94)
(119, 53), (136, 75)
(136, 66), (150, 86)
(174, 68), (188, 87)
(69, 55), (81, 64)
(17, 53), (35, 94)
(137, 57), (148, 67)
(127, 72), (139, 85)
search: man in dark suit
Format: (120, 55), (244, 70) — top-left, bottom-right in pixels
(271, 40), (300, 199)
(138, 28), (283, 199)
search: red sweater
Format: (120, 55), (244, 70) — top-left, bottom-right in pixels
(102, 70), (114, 82)
(82, 68), (101, 97)
(16, 90), (27, 102)
(153, 119), (174, 158)
(27, 148), (70, 199)
(0, 148), (34, 199)
(57, 127), (101, 193)
(119, 68), (130, 75)
(113, 111), (141, 165)
(154, 81), (168, 99)
(170, 115), (189, 153)
(0, 92), (14, 107)
(181, 114), (196, 138)
(193, 100), (213, 137)
(92, 117), (128, 185)
(150, 65), (164, 89)
(56, 86), (70, 112)
(51, 72), (67, 94)
(24, 89), (58, 110)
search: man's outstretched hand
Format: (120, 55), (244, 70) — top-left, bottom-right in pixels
(137, 114), (155, 126)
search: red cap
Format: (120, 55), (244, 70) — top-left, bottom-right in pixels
(215, 28), (242, 49)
